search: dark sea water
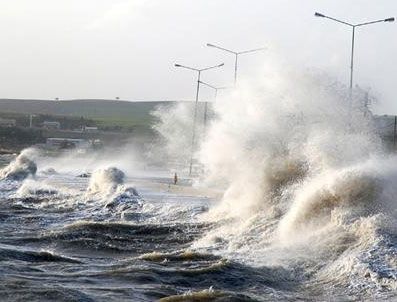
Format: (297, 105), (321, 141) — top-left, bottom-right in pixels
(0, 153), (397, 302)
(0, 163), (259, 302)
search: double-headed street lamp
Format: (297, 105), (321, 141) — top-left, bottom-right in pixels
(314, 12), (394, 92)
(199, 80), (230, 102)
(207, 43), (265, 86)
(199, 80), (231, 127)
(174, 62), (224, 175)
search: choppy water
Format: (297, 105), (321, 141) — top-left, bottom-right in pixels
(0, 151), (397, 302)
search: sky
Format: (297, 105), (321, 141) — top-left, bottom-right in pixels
(0, 0), (396, 113)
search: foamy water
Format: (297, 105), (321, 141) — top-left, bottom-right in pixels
(1, 58), (397, 301)
(151, 58), (397, 300)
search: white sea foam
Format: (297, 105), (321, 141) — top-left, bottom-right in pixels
(0, 148), (39, 181)
(154, 56), (397, 294)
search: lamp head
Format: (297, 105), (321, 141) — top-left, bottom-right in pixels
(385, 17), (395, 22)
(315, 12), (325, 17)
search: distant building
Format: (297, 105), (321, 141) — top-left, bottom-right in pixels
(0, 118), (16, 127)
(83, 126), (98, 133)
(42, 121), (61, 130)
(46, 138), (89, 150)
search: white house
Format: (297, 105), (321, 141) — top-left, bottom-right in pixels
(0, 118), (16, 127)
(43, 121), (61, 130)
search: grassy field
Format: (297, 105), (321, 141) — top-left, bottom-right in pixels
(0, 99), (175, 128)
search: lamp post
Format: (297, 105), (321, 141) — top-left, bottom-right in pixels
(199, 80), (230, 102)
(314, 12), (394, 92)
(175, 62), (224, 175)
(207, 43), (265, 86)
(29, 114), (36, 128)
(198, 80), (231, 128)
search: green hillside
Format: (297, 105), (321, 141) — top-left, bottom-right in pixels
(0, 99), (174, 128)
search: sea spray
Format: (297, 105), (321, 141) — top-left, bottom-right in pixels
(150, 102), (207, 171)
(87, 167), (125, 196)
(16, 179), (59, 197)
(149, 57), (397, 294)
(199, 70), (379, 216)
(85, 166), (142, 216)
(0, 148), (38, 181)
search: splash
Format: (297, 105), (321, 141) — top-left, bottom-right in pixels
(198, 64), (380, 218)
(150, 56), (397, 294)
(87, 167), (125, 196)
(0, 148), (38, 181)
(85, 166), (142, 215)
(16, 179), (59, 197)
(150, 102), (206, 171)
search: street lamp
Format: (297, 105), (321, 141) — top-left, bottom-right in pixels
(207, 43), (265, 86)
(29, 114), (36, 128)
(198, 80), (231, 128)
(175, 62), (224, 175)
(314, 12), (394, 91)
(199, 80), (230, 102)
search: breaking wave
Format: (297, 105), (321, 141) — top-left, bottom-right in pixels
(16, 179), (59, 198)
(2, 55), (396, 301)
(153, 57), (397, 298)
(40, 221), (206, 255)
(87, 167), (126, 195)
(84, 167), (143, 217)
(0, 148), (38, 181)
(0, 243), (80, 263)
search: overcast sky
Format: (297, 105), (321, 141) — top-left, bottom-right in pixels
(0, 0), (396, 113)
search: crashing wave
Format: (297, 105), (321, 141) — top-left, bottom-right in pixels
(16, 179), (59, 198)
(152, 57), (397, 296)
(87, 167), (125, 196)
(104, 186), (141, 210)
(85, 167), (142, 216)
(0, 149), (38, 180)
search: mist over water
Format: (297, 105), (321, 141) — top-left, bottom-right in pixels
(154, 57), (397, 299)
(1, 57), (397, 301)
